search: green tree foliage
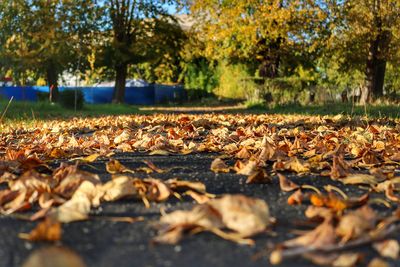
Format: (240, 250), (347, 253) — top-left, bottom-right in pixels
(185, 0), (400, 104)
(0, 0), (101, 101)
(188, 0), (325, 78)
(323, 0), (400, 103)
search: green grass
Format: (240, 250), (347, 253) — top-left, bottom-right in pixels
(0, 100), (144, 121)
(246, 102), (400, 119)
(0, 100), (398, 125)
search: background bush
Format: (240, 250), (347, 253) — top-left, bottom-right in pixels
(215, 62), (257, 99)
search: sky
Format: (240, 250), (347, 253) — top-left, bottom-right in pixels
(166, 4), (178, 14)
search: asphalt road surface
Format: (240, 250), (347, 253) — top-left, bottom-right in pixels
(1, 153), (399, 267)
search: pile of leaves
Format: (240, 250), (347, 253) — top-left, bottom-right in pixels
(1, 113), (400, 266)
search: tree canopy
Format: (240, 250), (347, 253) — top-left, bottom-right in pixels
(0, 0), (102, 101)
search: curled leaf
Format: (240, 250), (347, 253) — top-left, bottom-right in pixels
(341, 173), (380, 186)
(154, 194), (271, 244)
(278, 173), (299, 192)
(210, 158), (230, 173)
(106, 159), (134, 174)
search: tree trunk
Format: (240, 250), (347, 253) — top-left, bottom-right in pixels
(112, 63), (128, 104)
(258, 37), (281, 79)
(46, 62), (59, 102)
(361, 30), (390, 104)
(259, 54), (280, 79)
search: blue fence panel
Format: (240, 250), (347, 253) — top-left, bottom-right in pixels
(125, 85), (155, 105)
(27, 84), (182, 105)
(60, 86), (155, 105)
(61, 87), (113, 104)
(154, 85), (186, 104)
(0, 86), (37, 101)
(32, 86), (49, 93)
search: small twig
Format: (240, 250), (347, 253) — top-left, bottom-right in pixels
(91, 216), (144, 223)
(0, 96), (13, 122)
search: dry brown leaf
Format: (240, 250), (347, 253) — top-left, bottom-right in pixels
(284, 220), (336, 248)
(258, 136), (276, 162)
(143, 160), (165, 173)
(283, 157), (310, 173)
(310, 193), (348, 212)
(385, 184), (400, 202)
(184, 190), (212, 204)
(341, 173), (380, 186)
(3, 189), (30, 214)
(237, 160), (258, 176)
(19, 156), (49, 171)
(305, 206), (334, 221)
(331, 253), (361, 267)
(113, 130), (130, 144)
(390, 152), (400, 162)
(9, 170), (50, 194)
(278, 173), (299, 192)
(22, 247), (86, 267)
(331, 155), (350, 179)
(209, 194), (271, 237)
(19, 217), (61, 242)
(245, 169), (271, 184)
(367, 258), (390, 267)
(144, 178), (171, 202)
(53, 164), (101, 199)
(106, 159), (134, 174)
(166, 179), (207, 194)
(210, 158), (230, 173)
(155, 194), (270, 244)
(76, 153), (100, 163)
(302, 252), (360, 267)
(336, 205), (377, 242)
(101, 176), (138, 202)
(149, 149), (170, 156)
(287, 189), (304, 205)
(236, 147), (251, 159)
(373, 239), (400, 259)
(51, 181), (98, 223)
(302, 252), (340, 266)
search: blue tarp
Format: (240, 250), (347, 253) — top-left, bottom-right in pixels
(0, 86), (38, 101)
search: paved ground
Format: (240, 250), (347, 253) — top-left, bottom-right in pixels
(1, 153), (399, 267)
